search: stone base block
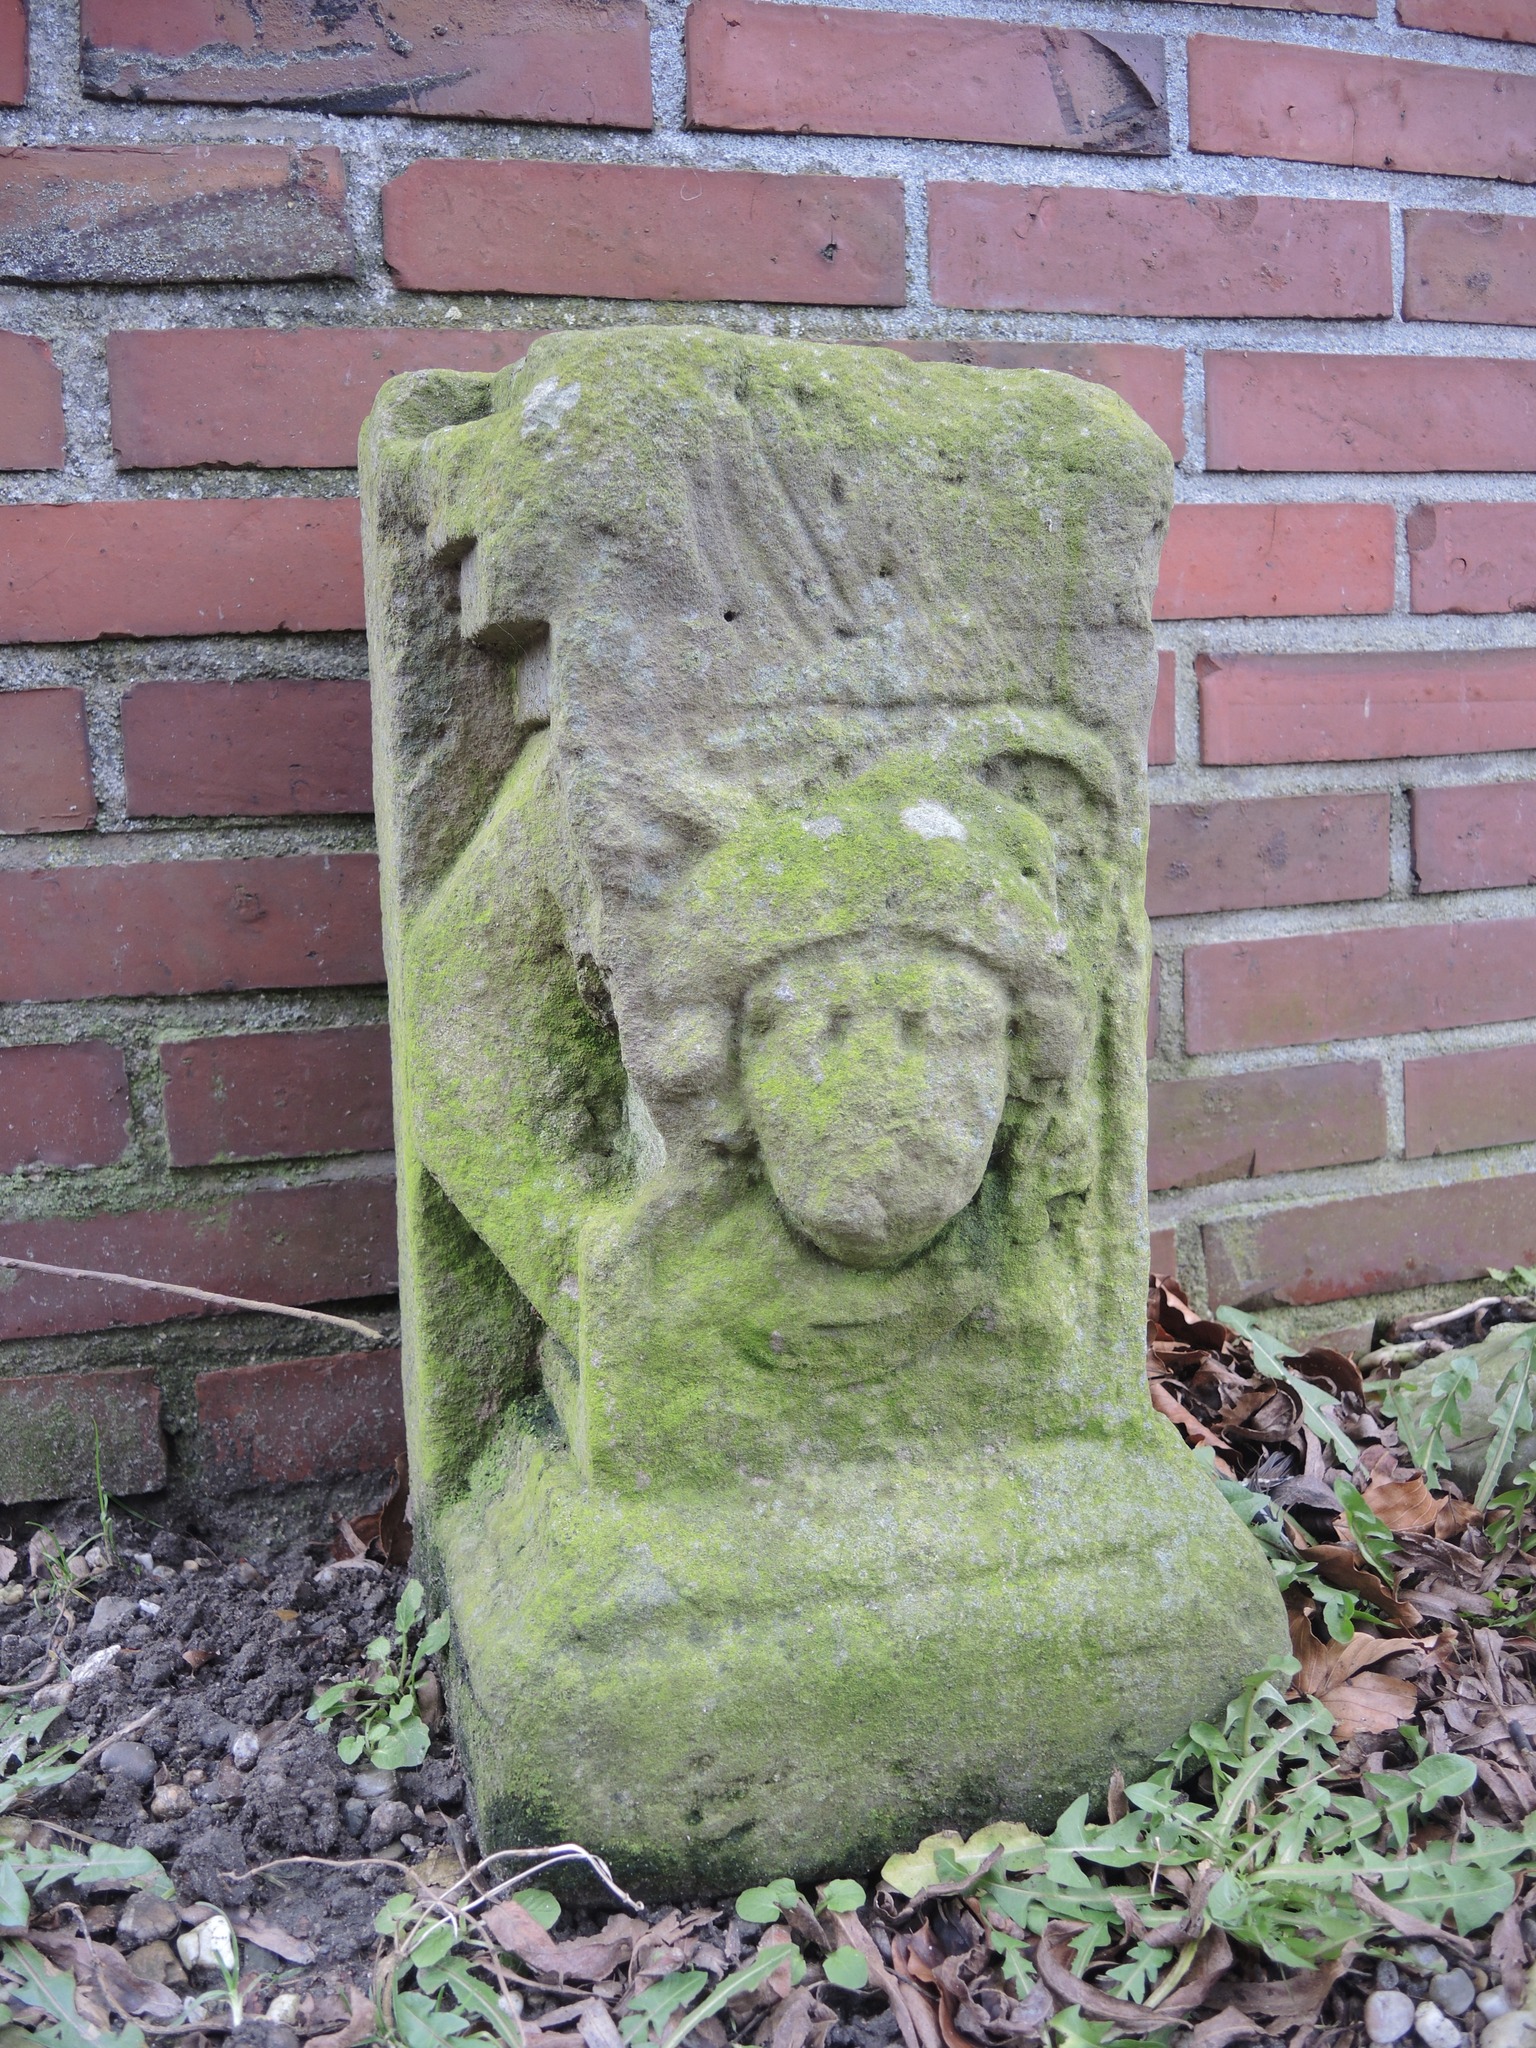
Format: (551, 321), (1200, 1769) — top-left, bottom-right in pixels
(438, 1428), (1286, 1897)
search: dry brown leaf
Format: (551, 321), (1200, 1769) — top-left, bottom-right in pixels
(830, 1908), (930, 2048)
(1319, 1671), (1419, 1741)
(1299, 1545), (1420, 1627)
(1186, 2007), (1264, 2048)
(1490, 1896), (1528, 2003)
(29, 1930), (183, 2022)
(1229, 1951), (1355, 2019)
(1349, 1876), (1477, 1959)
(1035, 1922), (1232, 2033)
(1148, 1378), (1229, 1456)
(483, 1898), (641, 1984)
(765, 1985), (836, 2048)
(1363, 1474), (1440, 1534)
(310, 1989), (378, 2048)
(1289, 1614), (1418, 1694)
(230, 1910), (315, 1964)
(1435, 1497), (1481, 1542)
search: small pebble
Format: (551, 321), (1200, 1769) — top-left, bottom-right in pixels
(137, 1599), (160, 1617)
(33, 1681), (73, 1710)
(365, 1798), (414, 1852)
(1378, 1964), (1402, 1992)
(1413, 2000), (1462, 2048)
(1482, 2017), (1536, 2048)
(353, 1767), (398, 1805)
(124, 1940), (187, 1990)
(1406, 1946), (1450, 1978)
(100, 1739), (157, 1787)
(265, 1996), (303, 2028)
(343, 1797), (368, 1838)
(150, 1783), (192, 1820)
(88, 1595), (136, 1639)
(229, 1728), (260, 1770)
(1366, 1991), (1416, 2044)
(1432, 1972), (1476, 2019)
(1479, 1991), (1514, 2021)
(118, 1893), (180, 1946)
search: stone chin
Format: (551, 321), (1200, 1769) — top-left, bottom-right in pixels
(738, 937), (1012, 1269)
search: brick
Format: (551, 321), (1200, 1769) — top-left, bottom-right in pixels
(0, 1178), (396, 1341)
(1149, 1060), (1387, 1191)
(196, 1350), (405, 1487)
(1409, 502), (1536, 615)
(0, 499), (363, 642)
(1398, 0), (1536, 40)
(1189, 37), (1536, 183)
(1405, 1043), (1536, 1157)
(0, 1043), (129, 1172)
(108, 328), (540, 470)
(81, 0), (651, 126)
(1412, 782), (1536, 892)
(880, 340), (1185, 458)
(0, 1369), (163, 1505)
(1185, 916), (1536, 1054)
(1147, 793), (1389, 917)
(383, 159), (906, 306)
(0, 854), (383, 1002)
(1203, 1172), (1536, 1307)
(927, 184), (1391, 318)
(0, 0), (22, 105)
(1206, 352), (1536, 474)
(1122, 0), (1374, 11)
(1150, 1226), (1177, 1276)
(1199, 649), (1536, 765)
(686, 0), (1166, 154)
(0, 145), (353, 283)
(1154, 504), (1394, 621)
(0, 334), (62, 467)
(1404, 211), (1536, 326)
(1149, 650), (1176, 766)
(162, 1026), (393, 1166)
(121, 678), (372, 818)
(0, 687), (94, 831)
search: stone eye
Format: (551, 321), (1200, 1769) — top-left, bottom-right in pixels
(900, 1010), (925, 1045)
(826, 1008), (852, 1042)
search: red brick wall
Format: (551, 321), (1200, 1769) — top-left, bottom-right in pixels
(3, 0), (1535, 1495)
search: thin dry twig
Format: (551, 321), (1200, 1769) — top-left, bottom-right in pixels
(0, 1253), (385, 1343)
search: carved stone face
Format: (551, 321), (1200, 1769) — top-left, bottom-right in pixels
(739, 937), (1011, 1268)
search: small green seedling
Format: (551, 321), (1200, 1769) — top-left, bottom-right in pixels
(0, 1697), (87, 1818)
(308, 1578), (449, 1771)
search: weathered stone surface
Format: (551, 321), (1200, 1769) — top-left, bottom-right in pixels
(360, 328), (1286, 1894)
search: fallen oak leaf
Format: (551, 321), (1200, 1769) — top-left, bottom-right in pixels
(1034, 1922), (1232, 2033)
